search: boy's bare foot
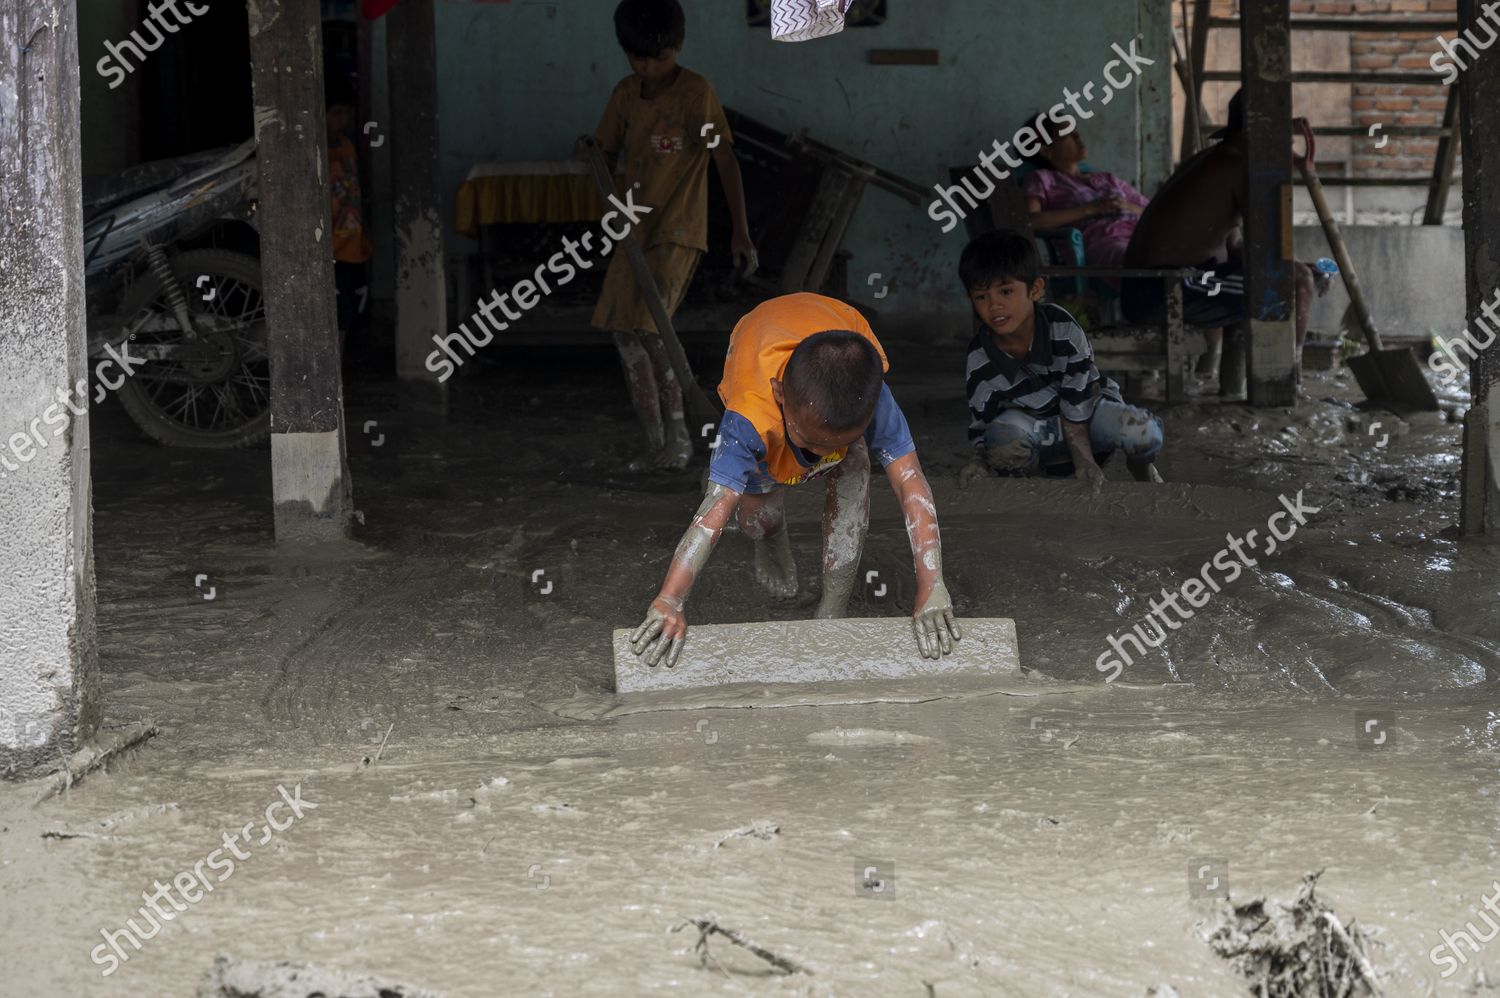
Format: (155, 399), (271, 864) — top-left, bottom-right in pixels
(626, 449), (660, 472)
(653, 430), (693, 470)
(1126, 457), (1164, 483)
(753, 532), (798, 599)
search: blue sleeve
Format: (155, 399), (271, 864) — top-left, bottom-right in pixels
(706, 410), (766, 493)
(864, 383), (917, 468)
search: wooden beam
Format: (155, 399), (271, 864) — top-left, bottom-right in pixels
(247, 0), (353, 542)
(1183, 0), (1214, 163)
(388, 0), (449, 399)
(1241, 0), (1298, 407)
(1458, 0), (1500, 537)
(1423, 87), (1462, 225)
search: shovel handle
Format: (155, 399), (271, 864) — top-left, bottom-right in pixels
(1293, 120), (1384, 352)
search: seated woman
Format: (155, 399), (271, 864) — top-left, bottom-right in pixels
(1019, 113), (1149, 268)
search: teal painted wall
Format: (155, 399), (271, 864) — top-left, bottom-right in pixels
(401, 0), (1173, 318)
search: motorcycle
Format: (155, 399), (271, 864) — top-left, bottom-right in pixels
(84, 139), (269, 448)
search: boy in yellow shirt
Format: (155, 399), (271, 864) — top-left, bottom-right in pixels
(592, 0), (755, 471)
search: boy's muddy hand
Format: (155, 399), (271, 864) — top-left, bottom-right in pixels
(958, 459), (989, 488)
(912, 579), (961, 659)
(630, 599), (688, 668)
(1076, 461), (1106, 494)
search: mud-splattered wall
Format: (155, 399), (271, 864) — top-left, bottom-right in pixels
(364, 0), (1173, 321)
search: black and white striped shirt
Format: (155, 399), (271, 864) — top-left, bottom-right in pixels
(965, 302), (1122, 444)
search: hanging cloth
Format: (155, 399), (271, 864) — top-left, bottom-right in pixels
(770, 0), (852, 43)
(361, 0), (399, 20)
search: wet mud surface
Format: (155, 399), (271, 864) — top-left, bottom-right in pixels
(1, 341), (1497, 996)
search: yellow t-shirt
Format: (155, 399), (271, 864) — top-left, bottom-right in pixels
(594, 67), (730, 252)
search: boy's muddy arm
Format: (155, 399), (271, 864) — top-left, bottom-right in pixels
(1062, 418), (1104, 490)
(886, 453), (961, 659)
(630, 484), (740, 668)
(712, 144), (756, 272)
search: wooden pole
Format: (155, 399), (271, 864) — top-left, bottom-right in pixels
(248, 0), (353, 542)
(387, 0), (448, 403)
(0, 0), (101, 774)
(1457, 0), (1500, 537)
(1240, 0), (1299, 407)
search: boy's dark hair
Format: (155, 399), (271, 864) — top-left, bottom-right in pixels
(614, 0), (686, 59)
(959, 229), (1039, 293)
(782, 331), (884, 433)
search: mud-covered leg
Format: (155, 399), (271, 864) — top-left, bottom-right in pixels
(815, 440), (870, 619)
(640, 333), (691, 469)
(737, 489), (797, 599)
(613, 330), (666, 470)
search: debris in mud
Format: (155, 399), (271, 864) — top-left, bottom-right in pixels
(671, 913), (812, 976)
(199, 954), (442, 998)
(1203, 872), (1383, 997)
(714, 819), (780, 848)
(33, 722), (159, 805)
(355, 722), (395, 772)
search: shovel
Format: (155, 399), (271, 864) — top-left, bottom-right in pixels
(576, 135), (722, 430)
(1294, 119), (1438, 411)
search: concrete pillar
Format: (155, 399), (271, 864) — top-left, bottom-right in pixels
(248, 0), (354, 542)
(0, 0), (102, 777)
(1240, 0), (1299, 408)
(387, 0), (449, 407)
(1136, 0), (1176, 197)
(1458, 0), (1500, 537)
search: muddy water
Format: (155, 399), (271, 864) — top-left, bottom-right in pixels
(2, 359), (1498, 995)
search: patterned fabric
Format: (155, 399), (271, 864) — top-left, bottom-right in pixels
(965, 301), (1123, 443)
(770, 0), (852, 41)
(1021, 169), (1148, 268)
(710, 293), (916, 494)
(594, 67), (730, 252)
(329, 133), (371, 264)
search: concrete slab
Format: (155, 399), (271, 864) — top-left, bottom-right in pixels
(613, 617), (1019, 694)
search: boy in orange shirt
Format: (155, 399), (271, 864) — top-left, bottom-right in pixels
(628, 293), (962, 667)
(326, 79), (372, 355)
(592, 0), (755, 471)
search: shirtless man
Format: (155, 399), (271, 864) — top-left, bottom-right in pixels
(1122, 90), (1317, 393)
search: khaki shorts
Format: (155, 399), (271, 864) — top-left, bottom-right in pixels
(590, 242), (703, 335)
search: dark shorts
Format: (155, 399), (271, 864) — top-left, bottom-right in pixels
(335, 261), (366, 335)
(1121, 259), (1244, 327)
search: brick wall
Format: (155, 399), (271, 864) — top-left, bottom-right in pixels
(1178, 0), (1459, 181)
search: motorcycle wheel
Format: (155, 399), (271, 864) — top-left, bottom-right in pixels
(114, 248), (271, 449)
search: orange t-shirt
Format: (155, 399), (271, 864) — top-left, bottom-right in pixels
(330, 133), (372, 264)
(710, 293), (915, 493)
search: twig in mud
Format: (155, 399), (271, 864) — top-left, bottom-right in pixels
(355, 723), (395, 773)
(1322, 912), (1384, 997)
(672, 913), (812, 976)
(714, 820), (780, 848)
(32, 723), (159, 806)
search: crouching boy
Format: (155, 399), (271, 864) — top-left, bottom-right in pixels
(629, 292), (962, 666)
(960, 230), (1164, 484)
